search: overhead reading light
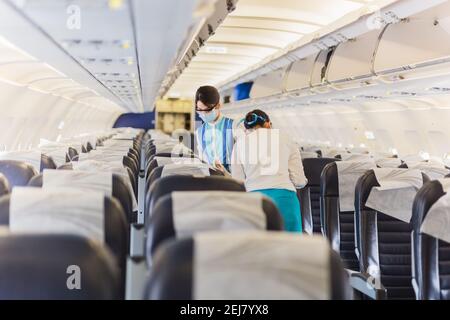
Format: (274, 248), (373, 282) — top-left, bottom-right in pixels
(205, 46), (228, 54)
(108, 0), (124, 10)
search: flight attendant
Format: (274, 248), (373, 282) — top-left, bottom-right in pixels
(229, 109), (307, 232)
(194, 85), (243, 172)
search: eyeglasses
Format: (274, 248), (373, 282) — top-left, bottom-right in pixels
(195, 103), (218, 112)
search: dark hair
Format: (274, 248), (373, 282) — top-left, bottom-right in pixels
(195, 85), (220, 109)
(244, 109), (270, 129)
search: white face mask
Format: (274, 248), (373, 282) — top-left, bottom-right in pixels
(198, 109), (219, 123)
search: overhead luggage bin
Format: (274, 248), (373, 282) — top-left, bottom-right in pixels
(327, 29), (382, 90)
(284, 53), (318, 94)
(310, 47), (335, 92)
(374, 1), (450, 84)
(249, 67), (288, 99)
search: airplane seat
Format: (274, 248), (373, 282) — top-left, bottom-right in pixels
(27, 171), (136, 224)
(0, 233), (121, 299)
(0, 174), (10, 196)
(354, 169), (429, 300)
(299, 158), (339, 234)
(127, 151), (139, 170)
(57, 163), (73, 170)
(58, 162), (137, 198)
(40, 154), (57, 171)
(146, 191), (283, 263)
(128, 148), (140, 163)
(320, 161), (377, 271)
(66, 147), (79, 162)
(375, 158), (403, 169)
(145, 176), (246, 222)
(0, 151), (55, 173)
(0, 189), (128, 297)
(147, 144), (193, 159)
(144, 232), (351, 300)
(411, 179), (450, 300)
(145, 154), (198, 177)
(123, 156), (138, 179)
(86, 142), (94, 152)
(171, 130), (195, 150)
(124, 165), (138, 198)
(300, 151), (319, 159)
(0, 160), (37, 187)
(146, 164), (223, 194)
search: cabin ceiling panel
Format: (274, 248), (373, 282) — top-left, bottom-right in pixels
(8, 0), (142, 112)
(166, 0), (374, 98)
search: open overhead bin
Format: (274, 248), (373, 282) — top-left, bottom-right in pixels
(327, 29), (383, 90)
(373, 1), (450, 83)
(284, 53), (318, 95)
(310, 47), (336, 93)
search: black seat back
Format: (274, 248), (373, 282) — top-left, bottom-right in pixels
(320, 162), (360, 271)
(0, 160), (37, 188)
(123, 156), (138, 179)
(0, 174), (10, 196)
(0, 234), (121, 299)
(411, 180), (450, 300)
(356, 170), (429, 300)
(146, 165), (223, 194)
(299, 158), (338, 234)
(67, 147), (79, 161)
(40, 154), (57, 171)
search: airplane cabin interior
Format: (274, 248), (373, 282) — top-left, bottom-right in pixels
(1, 0), (450, 305)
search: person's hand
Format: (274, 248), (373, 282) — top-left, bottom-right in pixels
(214, 160), (231, 177)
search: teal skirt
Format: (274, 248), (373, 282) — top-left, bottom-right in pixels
(252, 189), (302, 233)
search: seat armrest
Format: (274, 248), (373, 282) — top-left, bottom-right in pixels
(349, 272), (387, 300)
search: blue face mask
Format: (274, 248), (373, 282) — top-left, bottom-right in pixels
(198, 109), (219, 123)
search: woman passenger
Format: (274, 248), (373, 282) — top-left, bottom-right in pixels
(229, 109), (307, 232)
